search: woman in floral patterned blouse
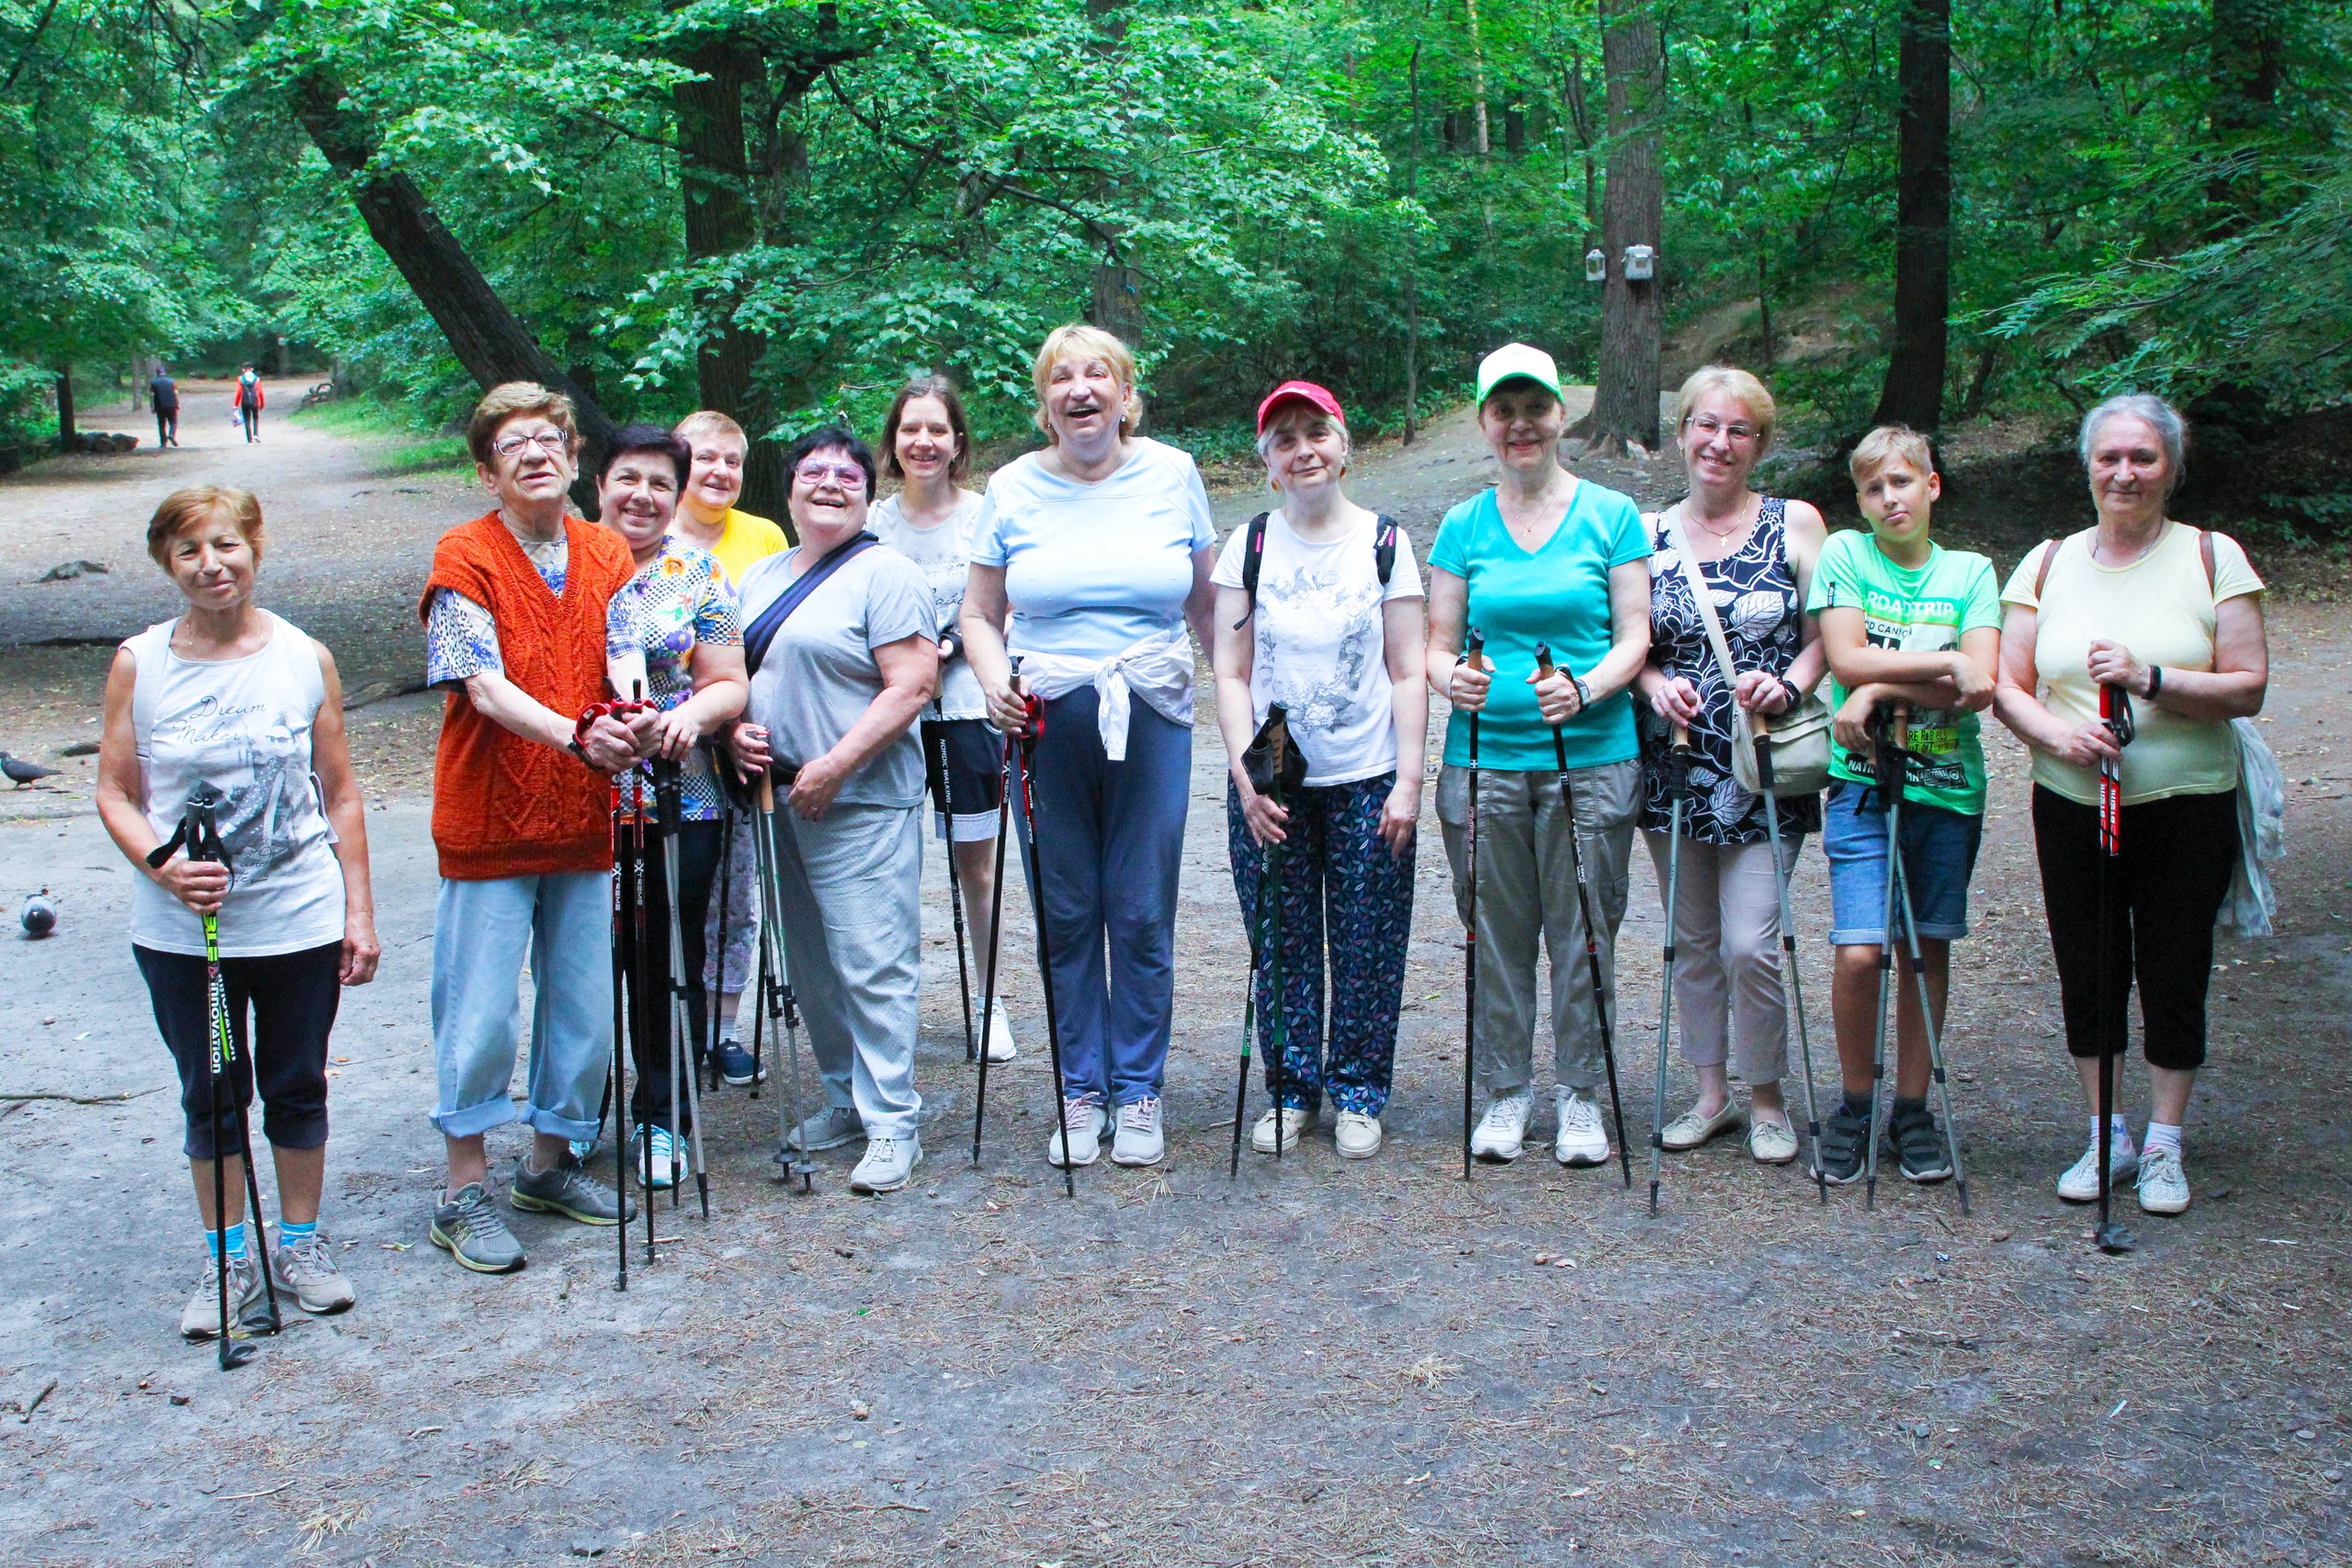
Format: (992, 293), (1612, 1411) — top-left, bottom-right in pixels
(597, 423), (747, 1190)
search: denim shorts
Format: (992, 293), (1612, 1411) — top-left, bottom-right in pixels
(1822, 781), (1983, 946)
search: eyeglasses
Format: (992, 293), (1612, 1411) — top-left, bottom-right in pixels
(795, 463), (867, 491)
(1686, 415), (1758, 445)
(492, 431), (571, 459)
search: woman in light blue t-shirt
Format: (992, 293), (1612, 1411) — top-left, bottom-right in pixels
(961, 324), (1216, 1173)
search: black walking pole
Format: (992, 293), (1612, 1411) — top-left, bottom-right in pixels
(1460, 630), (1485, 1181)
(706, 790), (735, 1092)
(1754, 709), (1829, 1202)
(619, 769), (660, 1262)
(1228, 865), (1272, 1179)
(752, 770), (815, 1190)
(933, 635), (981, 1065)
(969, 737), (1017, 1164)
(652, 760), (712, 1221)
(1009, 668), (1078, 1198)
(2095, 684), (2137, 1254)
(1533, 643), (1635, 1189)
(1645, 721), (1693, 1214)
(1240, 706), (1302, 1161)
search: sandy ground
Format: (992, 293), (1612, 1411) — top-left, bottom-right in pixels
(0, 395), (2346, 1566)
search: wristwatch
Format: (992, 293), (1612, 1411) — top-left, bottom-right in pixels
(1571, 673), (1593, 708)
(566, 737), (591, 766)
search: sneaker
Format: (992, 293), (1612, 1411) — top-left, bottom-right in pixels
(568, 1137), (596, 1163)
(1658, 1100), (1742, 1151)
(1553, 1089), (1611, 1168)
(714, 1041), (763, 1086)
(180, 1251), (267, 1339)
(633, 1123), (682, 1190)
(270, 1230), (356, 1314)
(786, 1105), (865, 1154)
(984, 1010), (1018, 1063)
(1334, 1111), (1384, 1159)
(2057, 1137), (2140, 1203)
(1111, 1097), (1166, 1167)
(509, 1152), (633, 1225)
(1885, 1100), (1953, 1183)
(1469, 1092), (1532, 1162)
(1816, 1100), (1871, 1185)
(430, 1182), (526, 1274)
(1250, 1106), (1313, 1155)
(1049, 1099), (1107, 1168)
(1747, 1113), (1800, 1165)
(2135, 1145), (2190, 1214)
(851, 1134), (923, 1194)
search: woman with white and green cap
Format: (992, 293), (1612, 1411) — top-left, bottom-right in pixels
(1424, 344), (1653, 1168)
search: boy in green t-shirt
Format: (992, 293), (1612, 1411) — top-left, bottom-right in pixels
(1804, 426), (2002, 1186)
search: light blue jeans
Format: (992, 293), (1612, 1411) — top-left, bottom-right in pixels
(430, 871), (613, 1143)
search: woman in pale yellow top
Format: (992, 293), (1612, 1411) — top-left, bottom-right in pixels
(673, 411), (791, 588)
(1994, 393), (2267, 1221)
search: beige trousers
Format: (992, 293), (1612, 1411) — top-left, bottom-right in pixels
(1641, 831), (1803, 1087)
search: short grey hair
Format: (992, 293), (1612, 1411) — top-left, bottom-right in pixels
(1255, 407), (1351, 478)
(2079, 394), (2187, 482)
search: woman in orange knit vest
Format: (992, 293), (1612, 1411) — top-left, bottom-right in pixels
(416, 383), (645, 1275)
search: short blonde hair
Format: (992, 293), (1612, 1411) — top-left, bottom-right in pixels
(1031, 323), (1142, 443)
(673, 410), (748, 450)
(148, 486), (265, 567)
(467, 381), (579, 468)
(1676, 365), (1779, 456)
(1849, 424), (1939, 486)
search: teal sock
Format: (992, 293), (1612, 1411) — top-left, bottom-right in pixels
(205, 1221), (247, 1264)
(278, 1218), (317, 1249)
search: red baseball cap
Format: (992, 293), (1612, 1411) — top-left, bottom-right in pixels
(1256, 379), (1344, 435)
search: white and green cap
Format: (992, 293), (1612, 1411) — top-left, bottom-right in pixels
(1476, 342), (1564, 406)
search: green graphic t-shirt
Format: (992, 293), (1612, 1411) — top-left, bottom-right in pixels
(1804, 528), (2001, 816)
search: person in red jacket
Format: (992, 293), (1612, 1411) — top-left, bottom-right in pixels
(417, 382), (645, 1274)
(232, 365), (265, 444)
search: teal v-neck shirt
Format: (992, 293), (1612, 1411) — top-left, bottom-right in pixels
(1430, 480), (1652, 771)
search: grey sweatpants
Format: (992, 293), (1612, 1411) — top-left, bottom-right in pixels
(770, 801), (924, 1141)
(1437, 759), (1638, 1096)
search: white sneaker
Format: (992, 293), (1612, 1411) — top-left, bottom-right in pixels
(270, 1229), (356, 1314)
(850, 1134), (922, 1194)
(1470, 1093), (1532, 1162)
(786, 1105), (864, 1154)
(1250, 1106), (1313, 1154)
(1554, 1089), (1611, 1168)
(1049, 1099), (1106, 1168)
(180, 1251), (266, 1339)
(984, 1010), (1018, 1063)
(2056, 1137), (2139, 1202)
(1334, 1111), (1383, 1159)
(632, 1123), (682, 1190)
(2135, 1145), (2190, 1214)
(1112, 1097), (1166, 1167)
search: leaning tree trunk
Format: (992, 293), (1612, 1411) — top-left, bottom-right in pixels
(1582, 0), (1664, 456)
(1872, 0), (1951, 434)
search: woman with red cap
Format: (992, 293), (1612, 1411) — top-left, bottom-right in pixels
(1211, 382), (1426, 1159)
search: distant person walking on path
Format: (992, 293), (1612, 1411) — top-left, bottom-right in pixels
(148, 366), (180, 447)
(233, 365), (264, 444)
(961, 324), (1218, 1171)
(96, 485), (379, 1337)
(417, 382), (643, 1274)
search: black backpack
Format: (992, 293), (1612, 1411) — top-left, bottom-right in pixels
(1231, 511), (1399, 628)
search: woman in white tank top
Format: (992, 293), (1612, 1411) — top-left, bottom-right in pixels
(95, 486), (379, 1338)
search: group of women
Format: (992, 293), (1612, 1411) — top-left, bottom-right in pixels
(107, 321), (2269, 1331)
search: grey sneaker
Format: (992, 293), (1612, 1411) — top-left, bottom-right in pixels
(2135, 1145), (2190, 1214)
(270, 1230), (356, 1314)
(1885, 1098), (1953, 1184)
(786, 1105), (865, 1153)
(1111, 1097), (1166, 1167)
(1049, 1098), (1108, 1168)
(850, 1134), (922, 1194)
(509, 1152), (633, 1225)
(430, 1182), (526, 1274)
(180, 1251), (267, 1339)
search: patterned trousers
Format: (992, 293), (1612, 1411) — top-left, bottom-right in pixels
(1226, 773), (1416, 1116)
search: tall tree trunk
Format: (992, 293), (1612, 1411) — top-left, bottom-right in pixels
(1464, 0), (1491, 154)
(1583, 0), (1664, 455)
(2206, 0), (2284, 229)
(289, 69), (616, 510)
(1404, 40), (1422, 446)
(53, 367), (74, 452)
(1090, 257), (1144, 347)
(675, 41), (786, 521)
(1872, 0), (1951, 433)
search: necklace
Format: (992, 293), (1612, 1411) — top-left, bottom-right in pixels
(2094, 519), (2167, 569)
(1681, 497), (1750, 543)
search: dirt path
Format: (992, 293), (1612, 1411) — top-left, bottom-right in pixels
(0, 407), (2346, 1566)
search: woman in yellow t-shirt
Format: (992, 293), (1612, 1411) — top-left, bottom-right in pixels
(670, 410), (791, 1088)
(1994, 393), (2268, 1222)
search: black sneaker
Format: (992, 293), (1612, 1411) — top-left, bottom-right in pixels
(1816, 1099), (1871, 1185)
(1885, 1098), (1953, 1184)
(714, 1041), (763, 1087)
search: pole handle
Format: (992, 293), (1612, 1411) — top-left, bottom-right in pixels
(1889, 700), (1911, 750)
(1670, 721), (1691, 751)
(756, 771), (775, 814)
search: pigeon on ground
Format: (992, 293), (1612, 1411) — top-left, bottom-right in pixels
(0, 753), (61, 787)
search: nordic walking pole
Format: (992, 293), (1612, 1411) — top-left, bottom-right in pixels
(1533, 642), (1635, 1190)
(754, 768), (814, 1190)
(1862, 703), (1906, 1212)
(1229, 866), (1272, 1179)
(652, 760), (711, 1220)
(969, 740), (1016, 1163)
(933, 694), (980, 1066)
(1646, 721), (1693, 1215)
(2094, 683), (2136, 1254)
(611, 788), (630, 1291)
(628, 773), (661, 1258)
(1009, 665), (1078, 1198)
(1459, 629), (1485, 1182)
(1889, 808), (1973, 1216)
(1265, 715), (1292, 1161)
(1754, 709), (1828, 1202)
(707, 793), (735, 1093)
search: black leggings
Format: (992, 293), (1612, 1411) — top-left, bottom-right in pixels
(624, 818), (719, 1134)
(2030, 785), (2238, 1071)
(136, 942), (343, 1161)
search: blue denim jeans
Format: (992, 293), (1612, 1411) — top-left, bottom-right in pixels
(429, 871), (613, 1142)
(1822, 781), (1983, 947)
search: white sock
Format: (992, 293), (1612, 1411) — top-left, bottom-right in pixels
(718, 1019), (740, 1045)
(2143, 1122), (2182, 1156)
(2089, 1113), (2132, 1152)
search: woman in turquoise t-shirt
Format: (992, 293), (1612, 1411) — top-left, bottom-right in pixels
(1423, 344), (1653, 1170)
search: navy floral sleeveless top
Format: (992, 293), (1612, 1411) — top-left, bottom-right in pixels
(1639, 496), (1822, 844)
